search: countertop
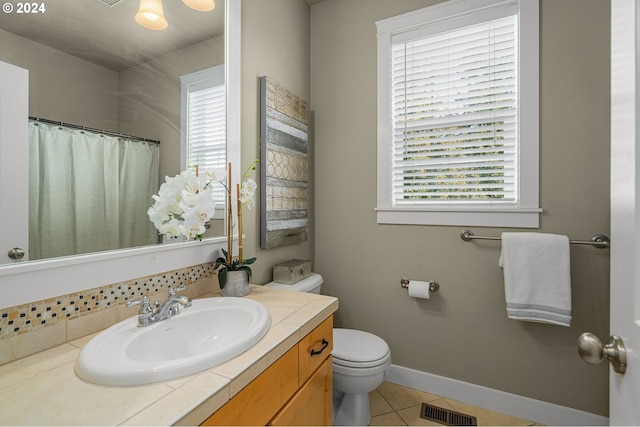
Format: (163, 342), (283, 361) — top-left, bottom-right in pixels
(0, 285), (338, 426)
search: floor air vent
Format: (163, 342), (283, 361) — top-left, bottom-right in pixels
(420, 403), (478, 426)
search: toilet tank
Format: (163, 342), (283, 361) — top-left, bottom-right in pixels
(264, 273), (323, 294)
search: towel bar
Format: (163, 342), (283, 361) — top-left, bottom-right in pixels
(460, 230), (610, 249)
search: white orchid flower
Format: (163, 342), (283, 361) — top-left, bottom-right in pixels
(239, 178), (257, 210)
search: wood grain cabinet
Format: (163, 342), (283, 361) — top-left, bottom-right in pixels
(202, 316), (334, 426)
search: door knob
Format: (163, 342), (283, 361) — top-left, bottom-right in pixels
(577, 333), (627, 374)
(8, 247), (25, 260)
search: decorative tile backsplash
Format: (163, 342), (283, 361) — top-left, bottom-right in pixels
(0, 262), (217, 341)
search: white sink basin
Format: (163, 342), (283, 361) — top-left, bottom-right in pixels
(75, 297), (270, 386)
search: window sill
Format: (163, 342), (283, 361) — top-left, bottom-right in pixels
(375, 207), (542, 228)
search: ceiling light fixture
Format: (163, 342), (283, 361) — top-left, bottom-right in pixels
(183, 0), (215, 12)
(135, 0), (168, 31)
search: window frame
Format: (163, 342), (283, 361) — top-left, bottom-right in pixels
(375, 0), (540, 228)
(180, 65), (226, 217)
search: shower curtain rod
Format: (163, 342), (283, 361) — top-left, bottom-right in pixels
(29, 116), (160, 145)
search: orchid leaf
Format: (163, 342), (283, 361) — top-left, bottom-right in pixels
(218, 268), (227, 289)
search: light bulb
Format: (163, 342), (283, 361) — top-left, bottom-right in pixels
(143, 12), (159, 21)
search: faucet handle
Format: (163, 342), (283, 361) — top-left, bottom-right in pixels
(126, 296), (153, 315)
(169, 284), (186, 296)
(126, 295), (149, 307)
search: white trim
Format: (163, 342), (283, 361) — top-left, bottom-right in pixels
(609, 0), (640, 421)
(376, 207), (541, 228)
(385, 364), (608, 426)
(0, 236), (235, 310)
(375, 0), (540, 228)
(180, 64), (225, 171)
(517, 0), (540, 211)
(375, 0), (517, 35)
(226, 0), (242, 190)
(0, 0), (242, 310)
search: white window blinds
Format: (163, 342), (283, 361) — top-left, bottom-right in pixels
(181, 66), (225, 203)
(186, 79), (226, 173)
(391, 15), (518, 205)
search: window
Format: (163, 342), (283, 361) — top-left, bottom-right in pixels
(180, 65), (226, 205)
(376, 0), (540, 227)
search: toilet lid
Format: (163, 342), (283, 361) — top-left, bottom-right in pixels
(332, 329), (390, 367)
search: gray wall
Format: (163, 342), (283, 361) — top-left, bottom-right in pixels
(0, 28), (224, 183)
(310, 0), (611, 416)
(240, 0), (314, 285)
(0, 29), (119, 130)
(119, 37), (224, 180)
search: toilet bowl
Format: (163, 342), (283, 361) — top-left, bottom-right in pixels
(332, 328), (391, 425)
(265, 273), (391, 426)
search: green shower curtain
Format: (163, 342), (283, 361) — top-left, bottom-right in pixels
(28, 121), (160, 260)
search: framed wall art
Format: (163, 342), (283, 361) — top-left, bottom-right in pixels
(259, 76), (309, 249)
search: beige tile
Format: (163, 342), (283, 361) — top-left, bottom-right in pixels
(0, 343), (79, 390)
(187, 276), (219, 298)
(122, 371), (230, 426)
(68, 330), (100, 348)
(378, 381), (442, 411)
(174, 383), (230, 426)
(374, 384), (537, 427)
(370, 411), (407, 426)
(66, 304), (128, 341)
(0, 322), (66, 365)
(0, 360), (173, 425)
(287, 299), (340, 336)
(370, 389), (394, 417)
(397, 400), (457, 426)
(246, 286), (324, 324)
(210, 322), (300, 396)
(443, 397), (535, 426)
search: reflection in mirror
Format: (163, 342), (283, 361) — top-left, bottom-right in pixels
(0, 0), (225, 265)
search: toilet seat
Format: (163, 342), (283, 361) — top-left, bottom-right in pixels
(333, 353), (390, 368)
(332, 329), (391, 369)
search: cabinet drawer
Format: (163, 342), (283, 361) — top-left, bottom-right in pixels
(299, 316), (333, 385)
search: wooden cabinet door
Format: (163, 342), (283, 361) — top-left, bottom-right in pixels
(202, 347), (298, 426)
(270, 356), (333, 426)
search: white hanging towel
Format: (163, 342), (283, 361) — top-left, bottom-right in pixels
(498, 232), (572, 327)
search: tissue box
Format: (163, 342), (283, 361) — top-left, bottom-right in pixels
(272, 259), (311, 285)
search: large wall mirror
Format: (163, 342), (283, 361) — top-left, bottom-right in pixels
(0, 0), (241, 308)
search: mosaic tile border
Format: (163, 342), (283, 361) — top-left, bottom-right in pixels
(0, 262), (216, 341)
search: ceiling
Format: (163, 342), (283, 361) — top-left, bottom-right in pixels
(0, 0), (224, 71)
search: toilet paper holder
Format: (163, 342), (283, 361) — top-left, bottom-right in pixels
(401, 277), (440, 292)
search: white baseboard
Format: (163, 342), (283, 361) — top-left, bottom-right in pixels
(385, 364), (608, 426)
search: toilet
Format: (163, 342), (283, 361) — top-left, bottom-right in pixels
(265, 273), (391, 426)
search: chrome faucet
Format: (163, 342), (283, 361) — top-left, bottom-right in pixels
(126, 285), (192, 327)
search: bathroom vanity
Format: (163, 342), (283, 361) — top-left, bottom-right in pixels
(203, 315), (333, 425)
(0, 286), (338, 425)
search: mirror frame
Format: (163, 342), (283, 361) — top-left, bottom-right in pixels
(0, 0), (241, 310)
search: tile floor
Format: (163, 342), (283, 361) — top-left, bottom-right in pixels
(369, 382), (540, 426)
